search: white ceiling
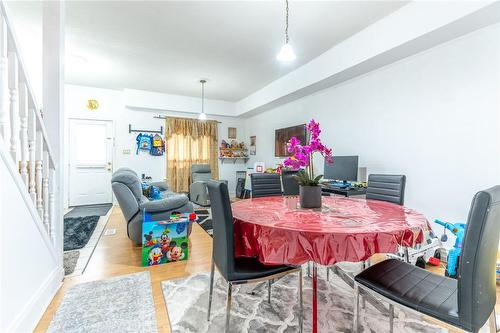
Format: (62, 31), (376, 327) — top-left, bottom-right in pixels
(8, 1), (407, 101)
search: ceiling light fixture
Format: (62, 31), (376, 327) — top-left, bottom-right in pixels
(277, 0), (296, 62)
(198, 79), (207, 121)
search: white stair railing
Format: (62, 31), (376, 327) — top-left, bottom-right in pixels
(0, 3), (57, 243)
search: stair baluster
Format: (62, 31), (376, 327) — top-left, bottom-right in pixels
(35, 130), (44, 219)
(43, 150), (50, 232)
(28, 107), (36, 203)
(8, 51), (18, 162)
(49, 167), (56, 243)
(19, 81), (28, 187)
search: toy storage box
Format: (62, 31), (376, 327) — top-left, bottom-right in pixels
(142, 214), (190, 266)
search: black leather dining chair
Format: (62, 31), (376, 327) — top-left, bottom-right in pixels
(250, 173), (282, 198)
(282, 169), (300, 196)
(206, 181), (303, 332)
(366, 174), (406, 205)
(353, 185), (500, 333)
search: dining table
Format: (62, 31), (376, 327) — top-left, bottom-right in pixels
(231, 195), (430, 333)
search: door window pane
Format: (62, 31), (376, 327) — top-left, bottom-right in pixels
(75, 123), (107, 165)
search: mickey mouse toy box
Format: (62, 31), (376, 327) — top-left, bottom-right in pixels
(142, 212), (196, 266)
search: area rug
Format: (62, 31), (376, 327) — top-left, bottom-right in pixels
(64, 203), (113, 218)
(162, 264), (459, 333)
(47, 272), (158, 333)
(195, 209), (213, 236)
(64, 215), (100, 251)
(63, 251), (80, 275)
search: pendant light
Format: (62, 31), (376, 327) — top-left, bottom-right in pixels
(277, 0), (296, 62)
(198, 79), (207, 121)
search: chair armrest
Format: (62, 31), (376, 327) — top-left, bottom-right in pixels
(139, 195), (189, 213)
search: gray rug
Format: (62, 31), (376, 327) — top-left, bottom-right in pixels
(64, 203), (112, 218)
(195, 209), (212, 236)
(162, 264), (454, 333)
(64, 215), (100, 251)
(48, 272), (158, 333)
(63, 251), (80, 275)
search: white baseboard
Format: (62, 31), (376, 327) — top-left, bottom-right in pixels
(6, 266), (64, 333)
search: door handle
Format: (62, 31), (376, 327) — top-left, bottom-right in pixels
(107, 162), (112, 171)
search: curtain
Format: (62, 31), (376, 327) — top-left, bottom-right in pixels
(165, 117), (219, 192)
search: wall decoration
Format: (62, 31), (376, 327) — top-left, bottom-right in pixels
(250, 136), (256, 155)
(228, 127), (237, 139)
(86, 99), (99, 110)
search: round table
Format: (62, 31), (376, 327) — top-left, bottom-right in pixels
(231, 196), (429, 333)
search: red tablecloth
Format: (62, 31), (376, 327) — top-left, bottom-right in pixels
(232, 196), (429, 266)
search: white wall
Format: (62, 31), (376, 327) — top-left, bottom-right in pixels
(244, 24), (500, 232)
(0, 141), (63, 332)
(65, 85), (246, 206)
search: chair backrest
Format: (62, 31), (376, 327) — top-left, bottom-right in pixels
(207, 181), (235, 281)
(116, 167), (137, 177)
(458, 186), (500, 331)
(282, 169), (300, 196)
(111, 170), (143, 222)
(250, 173), (282, 198)
(191, 164), (212, 183)
(366, 174), (406, 205)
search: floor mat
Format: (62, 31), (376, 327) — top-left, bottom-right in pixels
(64, 215), (100, 251)
(64, 204), (112, 218)
(195, 209), (212, 236)
(162, 264), (486, 333)
(63, 251), (80, 275)
(47, 272), (157, 333)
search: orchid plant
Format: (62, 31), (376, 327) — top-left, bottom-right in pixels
(283, 119), (333, 186)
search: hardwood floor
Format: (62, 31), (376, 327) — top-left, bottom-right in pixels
(35, 205), (499, 332)
(34, 206), (213, 333)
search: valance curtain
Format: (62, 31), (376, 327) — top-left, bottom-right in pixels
(165, 117), (219, 192)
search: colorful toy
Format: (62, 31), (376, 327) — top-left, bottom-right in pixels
(388, 229), (443, 268)
(434, 219), (466, 278)
(142, 212), (194, 266)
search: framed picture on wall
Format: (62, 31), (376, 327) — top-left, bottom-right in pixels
(250, 136), (256, 155)
(228, 127), (237, 139)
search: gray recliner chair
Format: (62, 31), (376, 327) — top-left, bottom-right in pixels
(115, 167), (169, 192)
(189, 164), (213, 206)
(189, 164), (228, 206)
(111, 169), (194, 244)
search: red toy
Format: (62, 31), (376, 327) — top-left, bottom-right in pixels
(427, 256), (440, 266)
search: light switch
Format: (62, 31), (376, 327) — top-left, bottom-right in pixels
(123, 149), (131, 155)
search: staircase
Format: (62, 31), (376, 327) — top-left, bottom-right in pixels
(0, 2), (63, 332)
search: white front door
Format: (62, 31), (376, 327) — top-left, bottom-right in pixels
(69, 119), (113, 206)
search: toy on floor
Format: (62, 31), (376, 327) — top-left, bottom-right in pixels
(141, 212), (196, 266)
(388, 229), (443, 268)
(434, 219), (466, 278)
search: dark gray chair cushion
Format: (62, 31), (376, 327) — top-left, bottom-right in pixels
(139, 195), (189, 213)
(207, 181), (295, 282)
(356, 259), (459, 326)
(250, 173), (282, 198)
(366, 174), (406, 205)
(282, 170), (300, 196)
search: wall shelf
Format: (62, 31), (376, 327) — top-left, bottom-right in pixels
(219, 157), (249, 164)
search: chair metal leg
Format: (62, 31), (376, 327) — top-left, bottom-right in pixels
(326, 266), (330, 281)
(404, 247), (410, 263)
(353, 283), (360, 333)
(225, 282), (232, 332)
(389, 304), (394, 333)
(207, 260), (215, 321)
(307, 261), (311, 277)
(489, 309), (498, 333)
(298, 269), (303, 333)
(268, 279), (272, 304)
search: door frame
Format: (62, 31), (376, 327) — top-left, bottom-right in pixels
(67, 117), (115, 207)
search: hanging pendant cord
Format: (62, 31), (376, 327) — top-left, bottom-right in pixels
(200, 79), (206, 114)
(285, 0), (289, 44)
